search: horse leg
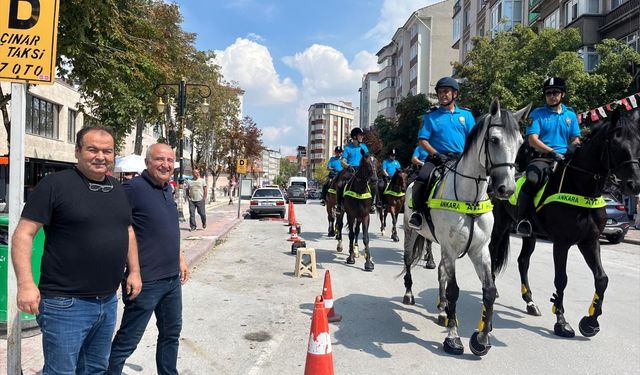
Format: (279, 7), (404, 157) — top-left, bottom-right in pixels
(354, 220), (360, 258)
(391, 209), (400, 242)
(441, 254), (464, 355)
(551, 244), (575, 337)
(468, 246), (497, 356)
(436, 259), (448, 326)
(346, 216), (356, 264)
(335, 211), (343, 252)
(576, 238), (608, 337)
(379, 205), (385, 236)
(518, 236), (541, 316)
(402, 228), (423, 305)
(424, 240), (436, 269)
(327, 208), (335, 237)
(363, 214), (374, 271)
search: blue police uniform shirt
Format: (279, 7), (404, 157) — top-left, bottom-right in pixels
(327, 156), (343, 174)
(342, 142), (369, 167)
(418, 105), (476, 154)
(382, 159), (401, 177)
(413, 146), (429, 162)
(526, 104), (580, 154)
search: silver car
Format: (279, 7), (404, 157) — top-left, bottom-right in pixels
(249, 187), (286, 219)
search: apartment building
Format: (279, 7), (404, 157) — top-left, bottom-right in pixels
(455, 0), (639, 89)
(259, 148), (281, 186)
(307, 102), (354, 178)
(373, 0), (458, 119)
(359, 72), (380, 129)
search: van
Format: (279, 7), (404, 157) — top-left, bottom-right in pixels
(287, 176), (308, 192)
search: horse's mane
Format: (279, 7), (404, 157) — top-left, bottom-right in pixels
(462, 109), (520, 157)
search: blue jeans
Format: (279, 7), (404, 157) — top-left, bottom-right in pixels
(107, 275), (182, 375)
(37, 293), (117, 375)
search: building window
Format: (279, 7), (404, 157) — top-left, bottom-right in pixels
(411, 23), (418, 38)
(464, 6), (471, 27)
(544, 9), (560, 29)
(623, 31), (639, 52)
(67, 109), (76, 143)
(410, 44), (418, 59)
(453, 13), (461, 42)
(563, 0), (597, 24)
(491, 0), (523, 37)
(611, 0), (628, 8)
(478, 22), (485, 37)
(410, 65), (417, 81)
(579, 45), (599, 71)
(26, 95), (58, 139)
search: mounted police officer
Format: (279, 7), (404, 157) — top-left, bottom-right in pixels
(321, 146), (344, 206)
(336, 127), (376, 213)
(515, 77), (581, 236)
(408, 76), (476, 229)
(377, 148), (402, 208)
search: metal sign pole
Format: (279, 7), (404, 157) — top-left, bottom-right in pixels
(7, 82), (27, 374)
(237, 174), (242, 218)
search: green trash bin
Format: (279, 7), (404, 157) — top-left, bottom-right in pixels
(0, 214), (44, 329)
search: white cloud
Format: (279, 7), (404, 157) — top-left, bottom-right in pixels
(246, 32), (266, 43)
(214, 38), (298, 106)
(283, 44), (377, 99)
(262, 125), (293, 142)
(365, 0), (442, 44)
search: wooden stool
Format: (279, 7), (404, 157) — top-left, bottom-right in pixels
(294, 247), (317, 278)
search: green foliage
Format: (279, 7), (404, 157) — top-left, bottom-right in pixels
(278, 158), (298, 183)
(314, 163), (329, 182)
(376, 93), (432, 167)
(454, 25), (640, 119)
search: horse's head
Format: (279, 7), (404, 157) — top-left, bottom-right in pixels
(392, 167), (409, 191)
(357, 149), (376, 181)
(470, 99), (528, 198)
(603, 108), (640, 195)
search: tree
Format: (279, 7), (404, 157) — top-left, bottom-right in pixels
(314, 163), (329, 182)
(454, 25), (640, 120)
(278, 158), (298, 185)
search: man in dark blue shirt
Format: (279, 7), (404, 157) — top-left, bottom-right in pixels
(108, 143), (189, 375)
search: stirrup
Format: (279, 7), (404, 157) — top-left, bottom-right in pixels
(408, 212), (423, 230)
(516, 220), (532, 237)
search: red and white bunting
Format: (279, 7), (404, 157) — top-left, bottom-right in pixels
(579, 92), (640, 124)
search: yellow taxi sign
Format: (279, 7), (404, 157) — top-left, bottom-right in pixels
(0, 0), (60, 84)
(237, 158), (247, 174)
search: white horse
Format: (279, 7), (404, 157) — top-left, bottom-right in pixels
(402, 99), (530, 356)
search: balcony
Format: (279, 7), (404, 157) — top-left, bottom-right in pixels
(528, 11), (540, 24)
(529, 0), (542, 12)
(601, 0), (639, 33)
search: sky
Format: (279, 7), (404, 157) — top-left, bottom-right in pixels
(173, 0), (439, 157)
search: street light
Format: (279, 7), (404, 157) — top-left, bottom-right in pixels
(153, 78), (212, 218)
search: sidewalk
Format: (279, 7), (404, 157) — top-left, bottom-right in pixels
(623, 226), (640, 245)
(1, 198), (248, 375)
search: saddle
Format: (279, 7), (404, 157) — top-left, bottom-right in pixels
(508, 175), (606, 213)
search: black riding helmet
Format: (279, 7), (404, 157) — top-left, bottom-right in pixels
(542, 77), (566, 93)
(435, 77), (460, 92)
(350, 127), (364, 139)
(389, 148), (396, 157)
(334, 146), (343, 153)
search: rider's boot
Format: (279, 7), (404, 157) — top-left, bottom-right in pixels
(409, 181), (427, 229)
(515, 189), (534, 237)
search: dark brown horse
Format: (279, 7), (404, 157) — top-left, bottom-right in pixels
(377, 168), (408, 242)
(325, 177), (340, 238)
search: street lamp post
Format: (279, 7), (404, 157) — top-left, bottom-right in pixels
(153, 78), (211, 219)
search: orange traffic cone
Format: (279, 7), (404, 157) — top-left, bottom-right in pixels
(288, 200), (297, 227)
(287, 223), (301, 242)
(304, 296), (334, 375)
(322, 270), (342, 323)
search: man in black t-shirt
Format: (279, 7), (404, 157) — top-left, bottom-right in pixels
(108, 143), (188, 375)
(11, 125), (142, 374)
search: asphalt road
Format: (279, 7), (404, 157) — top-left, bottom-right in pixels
(124, 200), (640, 375)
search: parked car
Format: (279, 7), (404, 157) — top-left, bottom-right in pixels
(249, 187), (287, 219)
(307, 189), (320, 200)
(601, 193), (631, 244)
(287, 185), (307, 204)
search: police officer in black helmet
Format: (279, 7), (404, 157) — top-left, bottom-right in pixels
(321, 146), (344, 206)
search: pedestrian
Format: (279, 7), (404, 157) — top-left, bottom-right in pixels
(515, 77), (580, 237)
(185, 168), (207, 231)
(107, 143), (189, 375)
(11, 125), (142, 374)
(408, 76), (476, 229)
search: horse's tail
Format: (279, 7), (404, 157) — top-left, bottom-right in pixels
(399, 228), (425, 276)
(490, 199), (512, 275)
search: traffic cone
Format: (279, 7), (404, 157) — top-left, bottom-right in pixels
(287, 223), (301, 242)
(304, 296), (334, 375)
(322, 270), (342, 323)
(288, 200), (296, 227)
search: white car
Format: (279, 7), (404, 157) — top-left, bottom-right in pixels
(249, 187), (287, 219)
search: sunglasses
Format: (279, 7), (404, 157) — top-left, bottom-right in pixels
(545, 90), (562, 97)
(87, 181), (114, 192)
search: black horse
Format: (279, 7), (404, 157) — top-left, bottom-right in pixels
(335, 150), (377, 271)
(377, 168), (409, 242)
(490, 107), (640, 338)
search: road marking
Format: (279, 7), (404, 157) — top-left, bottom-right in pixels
(246, 333), (284, 375)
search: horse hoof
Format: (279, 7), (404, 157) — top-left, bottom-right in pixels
(346, 256), (355, 265)
(336, 245), (343, 253)
(437, 315), (447, 327)
(443, 337), (464, 355)
(403, 295), (415, 305)
(364, 261), (375, 272)
(469, 331), (492, 356)
(424, 259), (436, 269)
(392, 235), (399, 242)
(526, 303), (541, 316)
(554, 321), (576, 338)
(328, 230), (335, 237)
(579, 316), (600, 337)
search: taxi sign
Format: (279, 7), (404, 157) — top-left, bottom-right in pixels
(237, 159), (247, 174)
(0, 0), (60, 84)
